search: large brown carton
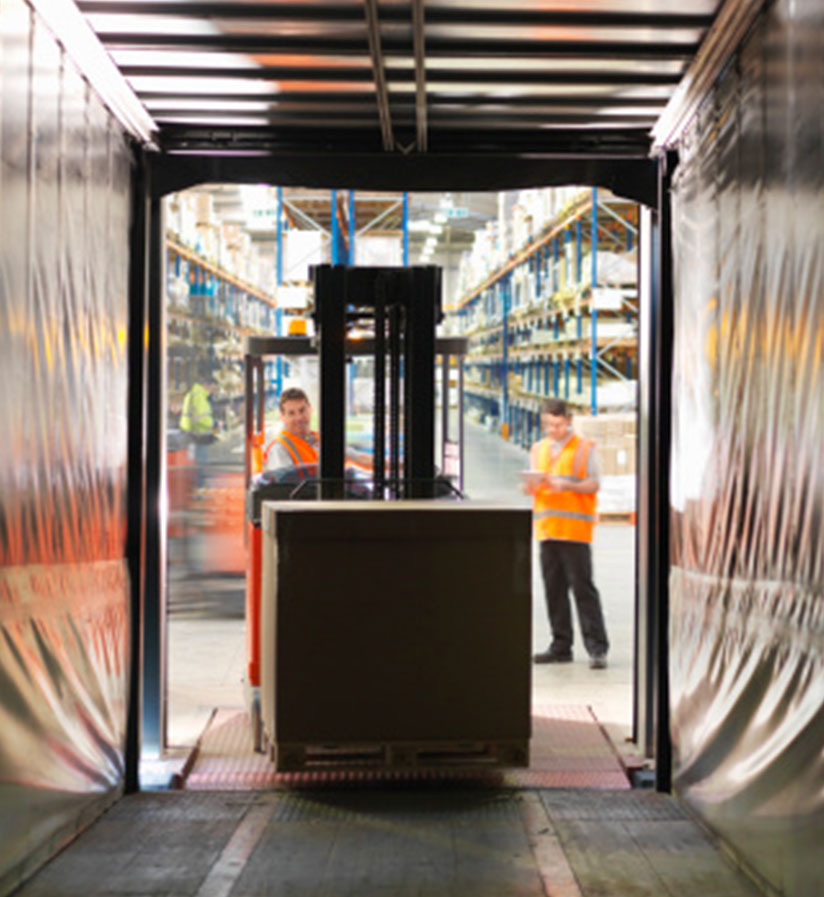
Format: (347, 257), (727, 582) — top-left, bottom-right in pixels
(260, 501), (532, 770)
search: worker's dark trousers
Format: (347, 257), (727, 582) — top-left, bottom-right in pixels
(540, 538), (609, 657)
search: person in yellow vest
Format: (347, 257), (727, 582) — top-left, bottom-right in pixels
(264, 387), (319, 479)
(180, 374), (219, 486)
(524, 398), (609, 669)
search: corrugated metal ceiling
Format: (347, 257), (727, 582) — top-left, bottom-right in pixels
(77, 0), (722, 157)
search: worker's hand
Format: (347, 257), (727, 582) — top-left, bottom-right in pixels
(545, 475), (564, 493)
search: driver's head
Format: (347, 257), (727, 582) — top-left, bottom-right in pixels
(279, 387), (312, 437)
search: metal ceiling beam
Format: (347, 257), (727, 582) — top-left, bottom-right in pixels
(150, 109), (660, 127)
(363, 0), (394, 151)
(120, 65), (682, 86)
(150, 152), (658, 207)
(138, 91), (670, 109)
(78, 1), (714, 29)
(411, 0), (427, 152)
(98, 32), (699, 59)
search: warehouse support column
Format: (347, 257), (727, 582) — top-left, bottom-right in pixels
(348, 190), (356, 265)
(402, 191), (410, 266)
(590, 187), (598, 415)
(501, 277), (509, 437)
(275, 186), (283, 397)
(330, 189), (340, 265)
(126, 152), (150, 792)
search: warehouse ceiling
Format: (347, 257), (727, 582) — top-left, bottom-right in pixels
(77, 0), (722, 160)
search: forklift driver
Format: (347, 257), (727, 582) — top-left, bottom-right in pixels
(263, 387), (318, 479)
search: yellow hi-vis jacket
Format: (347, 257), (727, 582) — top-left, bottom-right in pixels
(180, 383), (214, 434)
(531, 434), (597, 543)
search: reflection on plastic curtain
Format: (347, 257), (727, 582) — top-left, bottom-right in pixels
(669, 3), (824, 896)
(0, 0), (132, 889)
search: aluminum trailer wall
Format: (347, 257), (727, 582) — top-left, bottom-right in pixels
(0, 0), (133, 892)
(668, 2), (824, 895)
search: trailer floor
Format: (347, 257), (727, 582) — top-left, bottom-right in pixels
(183, 703), (630, 790)
(13, 788), (764, 897)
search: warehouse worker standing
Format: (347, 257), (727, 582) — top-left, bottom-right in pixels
(524, 397), (609, 669)
(264, 387), (318, 479)
(180, 374), (218, 486)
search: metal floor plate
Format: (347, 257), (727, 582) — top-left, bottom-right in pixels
(184, 704), (630, 790)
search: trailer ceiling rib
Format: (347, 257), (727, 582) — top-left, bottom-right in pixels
(76, 0), (720, 161)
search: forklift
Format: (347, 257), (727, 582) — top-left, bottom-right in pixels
(244, 265), (468, 748)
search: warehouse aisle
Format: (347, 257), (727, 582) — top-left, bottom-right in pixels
(163, 419), (636, 784)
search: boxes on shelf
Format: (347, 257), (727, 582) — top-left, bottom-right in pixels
(194, 191), (215, 226)
(582, 250), (638, 286)
(356, 235), (401, 267)
(284, 230), (325, 281)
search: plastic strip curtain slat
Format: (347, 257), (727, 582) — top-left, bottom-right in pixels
(0, 0), (132, 888)
(669, 2), (824, 896)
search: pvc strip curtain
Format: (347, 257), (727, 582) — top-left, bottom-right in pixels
(0, 0), (132, 888)
(669, 3), (824, 896)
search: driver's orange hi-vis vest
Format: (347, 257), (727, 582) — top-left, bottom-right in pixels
(532, 434), (597, 543)
(263, 431), (319, 469)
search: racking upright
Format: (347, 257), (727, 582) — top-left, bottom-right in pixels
(164, 188), (412, 422)
(452, 188), (639, 451)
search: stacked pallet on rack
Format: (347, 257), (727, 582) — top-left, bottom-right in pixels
(452, 187), (639, 466)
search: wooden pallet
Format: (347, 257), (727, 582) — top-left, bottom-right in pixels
(269, 739), (529, 773)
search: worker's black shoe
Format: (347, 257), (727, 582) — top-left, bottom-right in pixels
(589, 653), (608, 670)
(533, 648), (573, 664)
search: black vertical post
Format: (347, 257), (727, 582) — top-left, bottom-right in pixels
(652, 151), (675, 792)
(388, 303), (402, 497)
(373, 283), (386, 496)
(316, 266), (346, 497)
(404, 266), (438, 497)
(638, 152), (675, 791)
(244, 353), (253, 488)
(441, 352), (450, 453)
(125, 148), (149, 793)
(142, 194), (167, 757)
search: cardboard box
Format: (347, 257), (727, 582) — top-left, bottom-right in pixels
(260, 501), (532, 764)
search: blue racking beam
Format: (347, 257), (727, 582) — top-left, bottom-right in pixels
(402, 191), (409, 266)
(275, 186), (284, 397)
(590, 186), (598, 416)
(331, 189), (340, 265)
(348, 190), (356, 265)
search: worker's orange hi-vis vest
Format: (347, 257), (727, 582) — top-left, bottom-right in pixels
(532, 434), (597, 543)
(263, 431), (319, 471)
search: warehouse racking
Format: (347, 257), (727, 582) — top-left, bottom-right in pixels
(450, 188), (639, 452)
(164, 188), (413, 422)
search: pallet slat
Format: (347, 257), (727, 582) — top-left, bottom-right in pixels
(270, 739), (529, 773)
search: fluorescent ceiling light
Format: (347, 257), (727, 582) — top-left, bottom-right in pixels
(428, 224), (444, 235)
(434, 212), (447, 224)
(409, 220), (431, 232)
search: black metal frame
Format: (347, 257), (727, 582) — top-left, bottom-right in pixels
(125, 144), (149, 793)
(634, 150), (676, 791)
(150, 154), (658, 207)
(313, 265), (442, 499)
